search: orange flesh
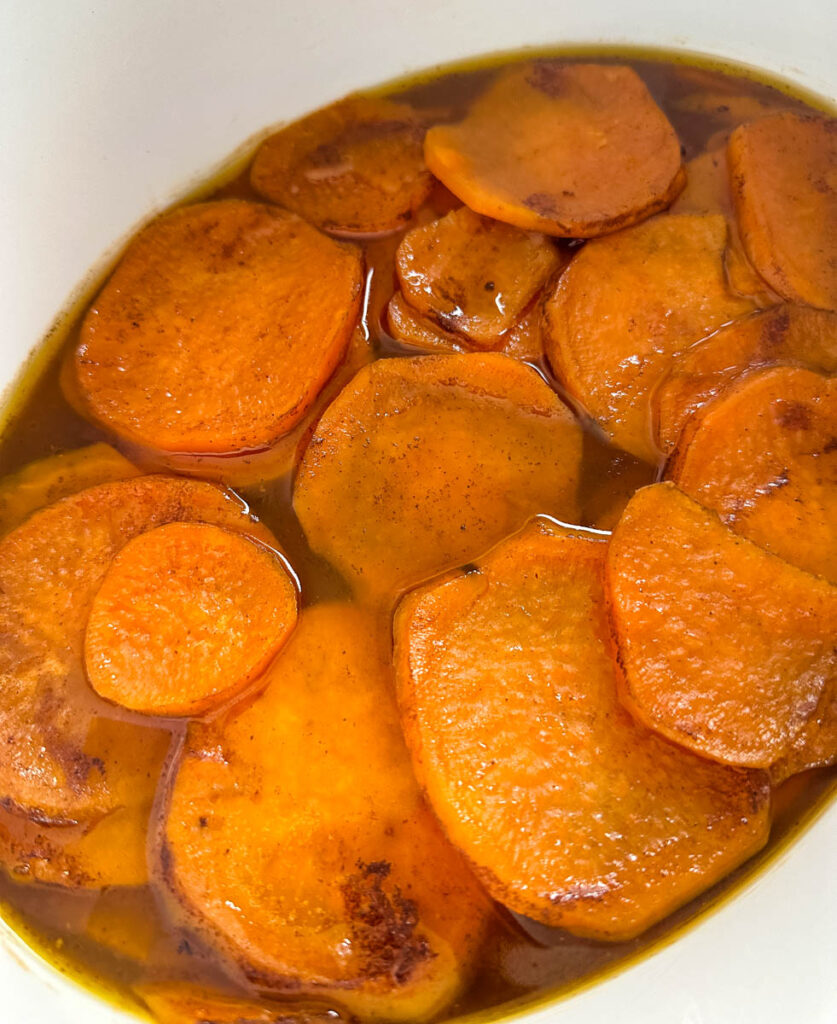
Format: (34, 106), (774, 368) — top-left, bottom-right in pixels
(163, 604), (490, 1021)
(607, 483), (837, 769)
(395, 206), (562, 344)
(655, 305), (837, 453)
(729, 112), (837, 309)
(69, 200), (363, 454)
(395, 518), (770, 941)
(293, 353), (582, 603)
(543, 213), (758, 462)
(666, 366), (837, 583)
(425, 62), (685, 237)
(251, 95), (433, 236)
(85, 522), (298, 716)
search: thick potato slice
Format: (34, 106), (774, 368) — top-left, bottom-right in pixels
(68, 200), (363, 454)
(543, 214), (758, 462)
(136, 983), (336, 1024)
(250, 95), (432, 236)
(656, 305), (837, 453)
(424, 62), (684, 237)
(394, 518), (770, 940)
(85, 523), (298, 716)
(771, 676), (837, 782)
(0, 475), (276, 827)
(395, 206), (561, 345)
(728, 112), (837, 309)
(667, 367), (836, 582)
(162, 604), (490, 1022)
(386, 290), (545, 361)
(293, 353), (582, 602)
(0, 444), (140, 537)
(607, 483), (837, 769)
(0, 720), (169, 888)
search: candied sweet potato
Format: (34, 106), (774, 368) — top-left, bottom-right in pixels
(135, 983), (337, 1024)
(667, 366), (836, 582)
(0, 475), (277, 827)
(293, 354), (582, 602)
(162, 604), (490, 1022)
(655, 306), (837, 453)
(728, 112), (837, 309)
(68, 200), (363, 455)
(424, 62), (684, 237)
(0, 444), (140, 537)
(251, 95), (432, 236)
(607, 483), (837, 768)
(543, 214), (758, 462)
(85, 523), (298, 716)
(394, 518), (770, 940)
(395, 206), (561, 345)
(386, 291), (545, 361)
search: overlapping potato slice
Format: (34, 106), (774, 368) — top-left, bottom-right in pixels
(293, 353), (582, 601)
(667, 367), (836, 582)
(543, 213), (758, 462)
(728, 112), (837, 309)
(394, 518), (770, 940)
(250, 95), (432, 236)
(67, 200), (363, 454)
(424, 62), (684, 237)
(0, 475), (277, 828)
(655, 306), (837, 453)
(607, 483), (837, 769)
(162, 604), (490, 1022)
(85, 523), (298, 716)
(387, 291), (545, 361)
(136, 983), (337, 1024)
(0, 443), (140, 537)
(395, 206), (561, 345)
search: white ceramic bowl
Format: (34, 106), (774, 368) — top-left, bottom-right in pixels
(1, 2), (835, 1022)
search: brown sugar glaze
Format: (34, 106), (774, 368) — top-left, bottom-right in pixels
(0, 49), (834, 1024)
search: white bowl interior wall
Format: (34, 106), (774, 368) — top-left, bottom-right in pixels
(1, 1), (835, 1022)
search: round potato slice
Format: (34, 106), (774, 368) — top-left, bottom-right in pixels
(543, 213), (758, 462)
(68, 200), (363, 455)
(394, 518), (770, 940)
(0, 444), (141, 538)
(293, 353), (582, 602)
(667, 367), (836, 582)
(424, 62), (685, 237)
(85, 523), (298, 716)
(395, 206), (562, 345)
(250, 95), (432, 236)
(655, 305), (837, 453)
(0, 475), (278, 827)
(162, 604), (490, 1022)
(607, 483), (837, 769)
(728, 112), (837, 309)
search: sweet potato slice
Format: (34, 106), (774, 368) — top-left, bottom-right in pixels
(162, 604), (490, 1022)
(395, 206), (561, 345)
(607, 482), (837, 768)
(293, 353), (582, 602)
(656, 306), (837, 453)
(667, 366), (837, 582)
(394, 518), (770, 940)
(68, 200), (363, 454)
(424, 62), (684, 237)
(0, 720), (170, 888)
(728, 112), (837, 309)
(136, 983), (336, 1024)
(387, 290), (545, 361)
(85, 523), (297, 716)
(0, 475), (277, 827)
(250, 95), (432, 236)
(543, 214), (758, 462)
(0, 443), (140, 537)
